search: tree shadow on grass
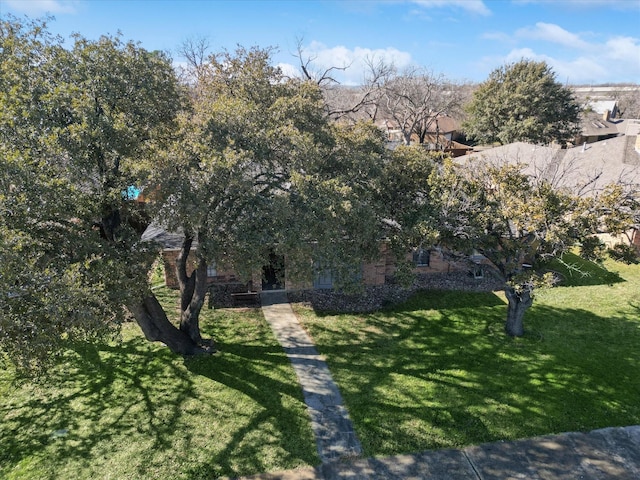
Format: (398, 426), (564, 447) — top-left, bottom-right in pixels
(0, 329), (318, 479)
(542, 253), (626, 287)
(182, 342), (319, 479)
(301, 290), (640, 457)
(0, 335), (197, 478)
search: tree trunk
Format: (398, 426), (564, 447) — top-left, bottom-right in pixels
(175, 233), (214, 350)
(179, 257), (208, 345)
(504, 286), (534, 337)
(130, 294), (206, 355)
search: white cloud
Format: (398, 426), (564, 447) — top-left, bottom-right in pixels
(512, 0), (637, 9)
(295, 41), (414, 85)
(412, 0), (491, 16)
(605, 36), (640, 62)
(480, 22), (640, 83)
(276, 62), (300, 79)
(516, 22), (590, 49)
(4, 0), (79, 15)
(502, 48), (608, 82)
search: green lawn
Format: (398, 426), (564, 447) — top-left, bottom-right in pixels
(2, 259), (638, 477)
(0, 287), (318, 480)
(294, 259), (640, 457)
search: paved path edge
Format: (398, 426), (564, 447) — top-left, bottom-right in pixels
(238, 425), (640, 479)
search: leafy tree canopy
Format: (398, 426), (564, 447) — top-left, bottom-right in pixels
(463, 60), (581, 146)
(0, 16), (182, 370)
(430, 158), (608, 336)
(156, 45), (390, 332)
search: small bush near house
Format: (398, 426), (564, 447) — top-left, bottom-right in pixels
(608, 243), (639, 264)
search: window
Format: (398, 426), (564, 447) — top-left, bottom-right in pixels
(312, 262), (363, 289)
(313, 260), (334, 289)
(471, 250), (484, 279)
(413, 248), (430, 267)
(207, 263), (217, 278)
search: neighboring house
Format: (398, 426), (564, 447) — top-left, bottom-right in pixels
(577, 109), (622, 145)
(378, 115), (472, 155)
(574, 100), (640, 146)
(464, 134), (640, 252)
(423, 115), (463, 142)
(378, 119), (405, 143)
(585, 99), (619, 118)
(420, 136), (473, 157)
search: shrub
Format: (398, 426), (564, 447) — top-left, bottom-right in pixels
(580, 236), (606, 263)
(608, 243), (639, 264)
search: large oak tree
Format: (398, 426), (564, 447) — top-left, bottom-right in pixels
(430, 157), (617, 337)
(154, 46), (388, 349)
(1, 18), (388, 367)
(463, 60), (581, 146)
(0, 16), (185, 368)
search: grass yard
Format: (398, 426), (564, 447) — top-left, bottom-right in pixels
(294, 258), (640, 457)
(0, 287), (318, 480)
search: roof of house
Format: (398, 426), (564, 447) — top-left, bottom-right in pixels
(141, 223), (191, 250)
(463, 135), (640, 193)
(420, 134), (472, 150)
(586, 99), (618, 115)
(580, 112), (622, 138)
(424, 116), (460, 134)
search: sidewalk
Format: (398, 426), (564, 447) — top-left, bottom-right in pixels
(256, 292), (640, 479)
(243, 425), (640, 479)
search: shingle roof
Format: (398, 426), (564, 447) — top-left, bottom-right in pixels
(424, 116), (460, 134)
(463, 135), (640, 193)
(141, 223), (192, 250)
(580, 112), (621, 137)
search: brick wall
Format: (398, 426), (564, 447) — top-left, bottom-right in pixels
(362, 256), (386, 286)
(384, 247), (465, 278)
(162, 244), (477, 291)
(632, 229), (640, 253)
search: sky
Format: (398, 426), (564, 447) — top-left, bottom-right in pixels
(1, 0), (639, 85)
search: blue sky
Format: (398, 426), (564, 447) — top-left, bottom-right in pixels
(1, 0), (639, 85)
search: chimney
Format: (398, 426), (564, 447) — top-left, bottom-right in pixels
(603, 109), (610, 122)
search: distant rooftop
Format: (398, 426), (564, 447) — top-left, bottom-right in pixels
(463, 135), (640, 193)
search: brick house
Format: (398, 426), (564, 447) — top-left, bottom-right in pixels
(142, 224), (473, 292)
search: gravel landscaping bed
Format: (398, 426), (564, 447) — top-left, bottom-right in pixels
(207, 268), (506, 313)
(288, 268), (505, 313)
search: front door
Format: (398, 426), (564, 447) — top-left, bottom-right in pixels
(262, 252), (285, 290)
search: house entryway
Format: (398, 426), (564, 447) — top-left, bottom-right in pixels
(262, 252), (285, 290)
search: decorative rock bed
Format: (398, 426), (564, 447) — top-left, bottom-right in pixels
(288, 269), (506, 314)
(208, 268), (506, 313)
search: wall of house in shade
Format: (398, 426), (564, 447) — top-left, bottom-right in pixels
(596, 230), (640, 254)
(383, 247), (468, 279)
(161, 244), (471, 292)
(632, 230), (640, 252)
(363, 256), (387, 286)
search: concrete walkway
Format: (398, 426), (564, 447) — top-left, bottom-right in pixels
(242, 425), (640, 479)
(261, 291), (362, 463)
(257, 292), (640, 479)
